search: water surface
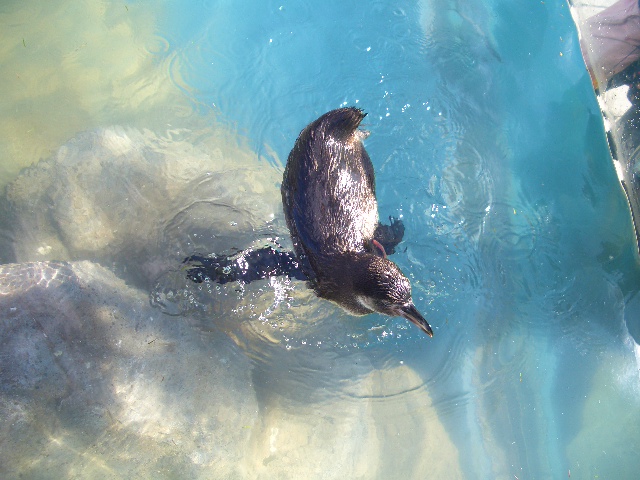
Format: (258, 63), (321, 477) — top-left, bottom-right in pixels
(1, 0), (640, 478)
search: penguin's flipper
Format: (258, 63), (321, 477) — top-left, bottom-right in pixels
(184, 247), (307, 285)
(373, 216), (405, 255)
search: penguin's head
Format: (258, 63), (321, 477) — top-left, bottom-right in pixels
(351, 254), (433, 337)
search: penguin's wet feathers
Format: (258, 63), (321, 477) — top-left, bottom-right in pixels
(281, 107), (433, 337)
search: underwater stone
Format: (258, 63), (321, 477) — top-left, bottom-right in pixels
(0, 260), (258, 479)
(1, 127), (283, 288)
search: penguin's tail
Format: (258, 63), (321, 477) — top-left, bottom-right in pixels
(321, 107), (369, 142)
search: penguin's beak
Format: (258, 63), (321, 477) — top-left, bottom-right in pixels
(398, 303), (433, 337)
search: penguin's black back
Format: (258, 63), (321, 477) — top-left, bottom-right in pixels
(281, 108), (378, 269)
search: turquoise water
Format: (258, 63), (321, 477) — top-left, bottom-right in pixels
(2, 0), (640, 478)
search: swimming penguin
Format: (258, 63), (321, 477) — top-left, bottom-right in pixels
(281, 107), (432, 336)
(185, 107), (433, 337)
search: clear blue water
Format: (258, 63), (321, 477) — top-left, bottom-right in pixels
(162, 0), (640, 476)
(166, 0), (640, 475)
(2, 0), (640, 478)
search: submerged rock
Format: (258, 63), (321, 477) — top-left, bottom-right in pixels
(0, 127), (284, 288)
(0, 260), (258, 479)
(243, 361), (463, 480)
